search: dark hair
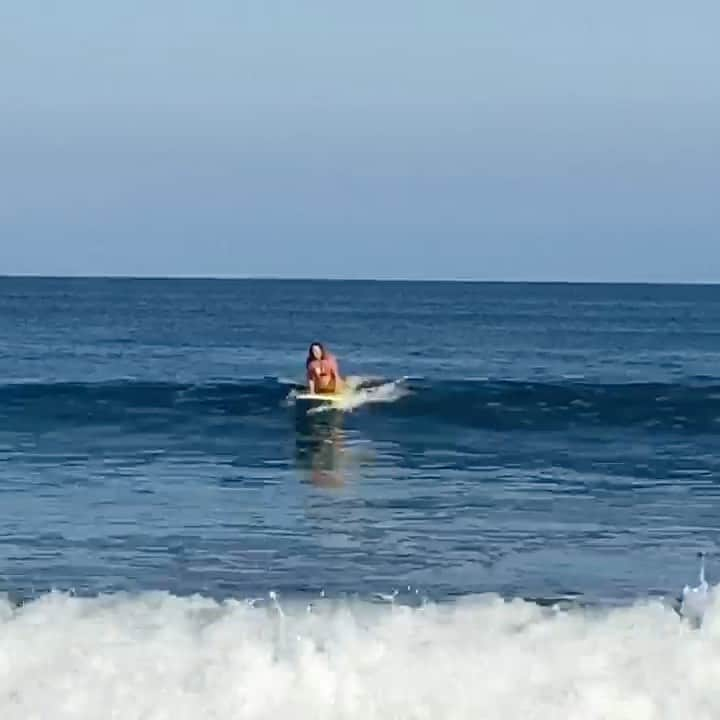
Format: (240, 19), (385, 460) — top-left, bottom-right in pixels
(306, 342), (325, 368)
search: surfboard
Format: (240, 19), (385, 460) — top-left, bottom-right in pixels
(294, 391), (346, 405)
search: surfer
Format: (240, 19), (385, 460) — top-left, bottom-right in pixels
(306, 342), (344, 394)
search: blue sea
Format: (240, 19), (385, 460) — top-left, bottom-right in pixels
(1, 277), (719, 718)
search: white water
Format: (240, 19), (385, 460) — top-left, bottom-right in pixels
(288, 375), (410, 414)
(2, 589), (719, 720)
(314, 377), (409, 414)
(679, 553), (711, 627)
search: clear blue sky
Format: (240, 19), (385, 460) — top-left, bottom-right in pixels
(1, 1), (718, 281)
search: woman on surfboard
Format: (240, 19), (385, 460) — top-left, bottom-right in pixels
(306, 342), (344, 394)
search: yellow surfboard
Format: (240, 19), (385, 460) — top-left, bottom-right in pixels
(294, 391), (346, 405)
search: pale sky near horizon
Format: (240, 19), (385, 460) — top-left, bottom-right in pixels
(1, 1), (718, 282)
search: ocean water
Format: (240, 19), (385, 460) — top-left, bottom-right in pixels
(1, 277), (720, 718)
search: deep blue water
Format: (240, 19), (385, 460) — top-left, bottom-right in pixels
(1, 277), (720, 604)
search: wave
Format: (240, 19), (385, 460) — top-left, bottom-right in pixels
(1, 377), (719, 433)
(1, 586), (718, 719)
(396, 378), (720, 432)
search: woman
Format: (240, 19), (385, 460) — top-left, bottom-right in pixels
(306, 342), (344, 394)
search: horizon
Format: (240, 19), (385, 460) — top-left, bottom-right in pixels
(2, 273), (720, 288)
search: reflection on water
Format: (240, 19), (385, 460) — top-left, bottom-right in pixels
(294, 408), (348, 487)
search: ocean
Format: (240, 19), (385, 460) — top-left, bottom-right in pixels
(1, 277), (719, 718)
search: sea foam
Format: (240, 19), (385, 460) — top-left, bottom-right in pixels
(1, 588), (719, 719)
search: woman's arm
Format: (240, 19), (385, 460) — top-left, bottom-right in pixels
(329, 356), (344, 391)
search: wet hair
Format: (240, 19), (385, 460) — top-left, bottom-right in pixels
(306, 342), (325, 368)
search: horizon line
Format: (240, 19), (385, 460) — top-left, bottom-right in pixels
(1, 273), (720, 286)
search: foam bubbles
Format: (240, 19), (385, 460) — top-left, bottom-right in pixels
(679, 553), (711, 628)
(1, 590), (719, 719)
(309, 376), (410, 414)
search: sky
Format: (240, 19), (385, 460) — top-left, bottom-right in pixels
(1, 1), (718, 282)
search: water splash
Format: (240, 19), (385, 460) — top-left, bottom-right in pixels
(679, 553), (711, 627)
(306, 376), (410, 415)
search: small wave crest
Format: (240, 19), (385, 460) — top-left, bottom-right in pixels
(393, 378), (720, 432)
(1, 378), (719, 433)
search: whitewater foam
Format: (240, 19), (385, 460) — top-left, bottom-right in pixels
(287, 376), (410, 414)
(1, 589), (719, 719)
(679, 553), (711, 628)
